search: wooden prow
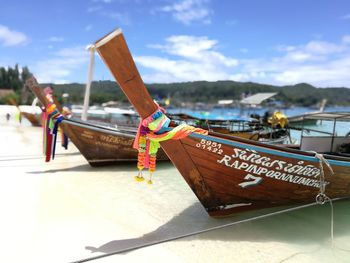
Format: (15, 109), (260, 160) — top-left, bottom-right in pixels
(26, 77), (50, 108)
(94, 28), (217, 208)
(7, 98), (19, 107)
(26, 77), (63, 112)
(94, 29), (157, 118)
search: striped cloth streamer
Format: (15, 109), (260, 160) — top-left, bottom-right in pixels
(133, 106), (208, 181)
(42, 89), (65, 162)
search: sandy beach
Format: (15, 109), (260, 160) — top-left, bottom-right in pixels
(0, 114), (350, 263)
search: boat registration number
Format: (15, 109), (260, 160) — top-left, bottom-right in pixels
(195, 139), (223, 155)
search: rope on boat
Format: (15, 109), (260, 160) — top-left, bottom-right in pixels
(313, 152), (334, 205)
(277, 155), (350, 261)
(309, 153), (350, 254)
(70, 198), (346, 263)
(313, 152), (334, 241)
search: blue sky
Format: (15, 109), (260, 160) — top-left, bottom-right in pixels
(1, 0), (350, 87)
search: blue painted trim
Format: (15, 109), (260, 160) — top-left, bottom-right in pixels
(189, 133), (350, 167)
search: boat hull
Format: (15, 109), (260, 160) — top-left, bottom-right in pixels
(93, 28), (350, 217)
(26, 79), (169, 166)
(170, 133), (350, 216)
(21, 112), (42, 126)
(60, 119), (168, 166)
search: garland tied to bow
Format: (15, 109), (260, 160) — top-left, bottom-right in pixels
(133, 106), (208, 184)
(42, 88), (64, 162)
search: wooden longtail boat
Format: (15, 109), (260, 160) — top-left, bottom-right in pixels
(170, 112), (291, 144)
(288, 99), (327, 126)
(7, 97), (42, 126)
(93, 28), (350, 217)
(27, 80), (168, 166)
(19, 109), (42, 126)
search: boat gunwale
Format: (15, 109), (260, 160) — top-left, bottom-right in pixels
(63, 118), (136, 138)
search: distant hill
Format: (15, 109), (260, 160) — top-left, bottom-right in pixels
(47, 80), (350, 107)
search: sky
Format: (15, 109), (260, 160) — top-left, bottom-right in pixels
(1, 0), (350, 88)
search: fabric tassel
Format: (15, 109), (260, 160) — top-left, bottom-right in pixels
(133, 106), (208, 184)
(61, 133), (69, 149)
(44, 116), (53, 162)
(40, 90), (64, 162)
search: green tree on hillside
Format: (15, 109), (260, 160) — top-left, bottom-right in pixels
(0, 65), (33, 104)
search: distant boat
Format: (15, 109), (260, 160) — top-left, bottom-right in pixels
(288, 99), (327, 126)
(240, 92), (278, 109)
(71, 104), (139, 129)
(71, 106), (111, 124)
(7, 97), (42, 126)
(170, 112), (291, 144)
(94, 28), (350, 217)
(27, 80), (168, 166)
(20, 112), (41, 126)
(18, 101), (42, 127)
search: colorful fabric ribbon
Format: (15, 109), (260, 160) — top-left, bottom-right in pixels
(133, 105), (208, 183)
(42, 88), (65, 162)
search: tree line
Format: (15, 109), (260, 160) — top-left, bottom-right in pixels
(0, 65), (33, 104)
(1, 64), (350, 106)
(51, 80), (350, 107)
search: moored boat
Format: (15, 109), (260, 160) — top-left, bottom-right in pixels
(288, 99), (327, 126)
(27, 80), (168, 166)
(93, 28), (350, 217)
(7, 97), (42, 126)
(170, 112), (291, 144)
(20, 111), (41, 126)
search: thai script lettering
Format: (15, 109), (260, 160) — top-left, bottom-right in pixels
(217, 147), (324, 188)
(82, 131), (93, 139)
(227, 148), (320, 178)
(100, 135), (133, 146)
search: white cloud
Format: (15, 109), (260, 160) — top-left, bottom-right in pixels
(85, 24), (93, 31)
(283, 51), (314, 62)
(285, 40), (346, 60)
(226, 20), (238, 26)
(135, 35), (238, 83)
(101, 11), (130, 24)
(135, 35), (350, 87)
(343, 35), (350, 44)
(240, 37), (350, 87)
(0, 25), (28, 47)
(87, 6), (103, 13)
(157, 0), (212, 25)
(276, 40), (345, 63)
(87, 3), (130, 25)
(304, 41), (344, 54)
(273, 61), (350, 87)
(32, 46), (89, 84)
(92, 0), (113, 3)
(340, 14), (350, 20)
(275, 45), (296, 52)
(48, 36), (64, 42)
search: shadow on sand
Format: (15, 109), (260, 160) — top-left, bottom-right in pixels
(0, 151), (81, 162)
(26, 160), (173, 175)
(83, 199), (350, 256)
